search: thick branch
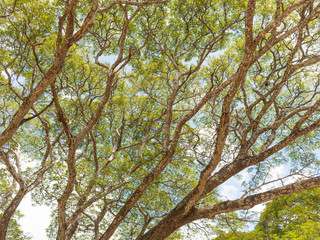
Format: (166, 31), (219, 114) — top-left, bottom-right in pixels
(195, 176), (320, 219)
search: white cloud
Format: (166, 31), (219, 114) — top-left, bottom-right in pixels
(251, 203), (265, 213)
(18, 194), (51, 240)
(270, 164), (287, 179)
(220, 184), (242, 200)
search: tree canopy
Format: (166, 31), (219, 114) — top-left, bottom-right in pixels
(1, 0), (320, 239)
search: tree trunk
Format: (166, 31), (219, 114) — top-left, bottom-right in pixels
(137, 207), (197, 240)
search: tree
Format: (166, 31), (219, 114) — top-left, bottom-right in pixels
(1, 0), (320, 239)
(214, 188), (320, 239)
(0, 167), (31, 240)
(256, 187), (320, 239)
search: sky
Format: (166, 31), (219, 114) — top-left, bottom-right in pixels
(18, 194), (51, 240)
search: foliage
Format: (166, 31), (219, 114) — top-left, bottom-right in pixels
(214, 188), (320, 240)
(256, 187), (320, 239)
(1, 0), (320, 240)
